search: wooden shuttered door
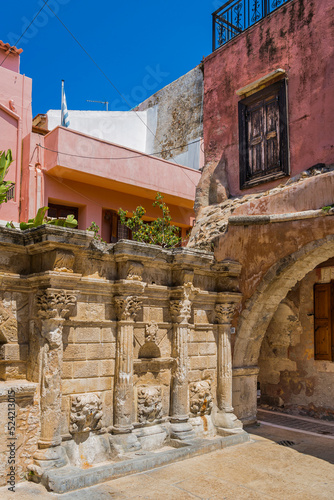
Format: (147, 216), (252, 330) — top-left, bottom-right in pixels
(314, 283), (333, 361)
(239, 79), (289, 189)
(246, 93), (280, 179)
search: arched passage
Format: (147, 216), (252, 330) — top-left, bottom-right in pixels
(232, 235), (334, 422)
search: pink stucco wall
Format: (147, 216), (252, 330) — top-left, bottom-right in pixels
(0, 43), (21, 73)
(203, 0), (334, 197)
(0, 47), (32, 222)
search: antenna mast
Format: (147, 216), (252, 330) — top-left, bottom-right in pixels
(86, 100), (109, 111)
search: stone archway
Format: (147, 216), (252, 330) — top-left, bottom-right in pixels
(232, 235), (334, 423)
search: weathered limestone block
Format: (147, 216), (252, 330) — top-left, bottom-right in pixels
(0, 381), (39, 486)
(0, 228), (246, 486)
(32, 249), (75, 274)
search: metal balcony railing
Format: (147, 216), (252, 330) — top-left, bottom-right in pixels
(212, 0), (292, 51)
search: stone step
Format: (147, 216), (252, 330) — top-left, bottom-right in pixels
(43, 432), (249, 494)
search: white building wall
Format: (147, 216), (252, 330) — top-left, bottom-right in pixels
(47, 110), (149, 153)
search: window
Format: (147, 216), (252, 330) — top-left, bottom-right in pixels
(314, 282), (334, 361)
(238, 79), (289, 189)
(48, 203), (79, 221)
(106, 210), (132, 243)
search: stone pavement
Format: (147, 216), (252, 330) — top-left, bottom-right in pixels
(1, 423), (334, 499)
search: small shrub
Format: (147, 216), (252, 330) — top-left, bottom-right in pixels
(118, 193), (182, 248)
(19, 207), (78, 230)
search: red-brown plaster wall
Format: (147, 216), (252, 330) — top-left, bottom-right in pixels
(203, 0), (334, 198)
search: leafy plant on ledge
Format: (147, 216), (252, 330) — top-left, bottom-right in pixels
(118, 193), (182, 248)
(0, 150), (14, 204)
(18, 207), (78, 230)
(322, 204), (334, 213)
(86, 221), (106, 242)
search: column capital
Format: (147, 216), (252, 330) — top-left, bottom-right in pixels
(215, 303), (236, 325)
(115, 295), (142, 321)
(36, 289), (76, 320)
(170, 282), (200, 323)
(215, 292), (241, 325)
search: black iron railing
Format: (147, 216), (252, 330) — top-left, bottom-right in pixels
(212, 0), (291, 50)
(6, 184), (15, 202)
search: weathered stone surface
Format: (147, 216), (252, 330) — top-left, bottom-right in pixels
(70, 394), (103, 434)
(189, 169), (334, 250)
(189, 380), (213, 416)
(0, 227), (243, 487)
(137, 386), (163, 423)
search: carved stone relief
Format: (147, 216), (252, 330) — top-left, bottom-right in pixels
(215, 303), (236, 324)
(138, 321), (161, 358)
(115, 296), (142, 321)
(0, 305), (17, 344)
(170, 282), (200, 323)
(70, 394), (103, 434)
(137, 386), (162, 423)
(127, 261), (144, 281)
(36, 289), (76, 320)
(53, 250), (75, 273)
(189, 380), (213, 416)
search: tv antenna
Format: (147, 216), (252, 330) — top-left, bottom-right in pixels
(86, 100), (109, 111)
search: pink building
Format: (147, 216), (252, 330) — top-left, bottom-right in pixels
(196, 0), (333, 209)
(0, 43), (200, 242)
(0, 41), (32, 223)
(21, 127), (199, 242)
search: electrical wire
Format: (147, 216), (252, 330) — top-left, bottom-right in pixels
(41, 0), (200, 187)
(0, 1), (50, 68)
(37, 139), (201, 161)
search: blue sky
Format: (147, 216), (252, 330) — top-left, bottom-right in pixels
(1, 1), (219, 116)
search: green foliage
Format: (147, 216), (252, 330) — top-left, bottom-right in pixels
(87, 221), (101, 240)
(19, 207), (78, 230)
(322, 204), (334, 213)
(118, 193), (182, 248)
(0, 150), (14, 204)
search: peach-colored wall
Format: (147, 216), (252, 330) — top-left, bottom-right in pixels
(42, 127), (200, 206)
(22, 128), (197, 241)
(0, 48), (32, 222)
(44, 175), (195, 229)
(203, 0), (334, 197)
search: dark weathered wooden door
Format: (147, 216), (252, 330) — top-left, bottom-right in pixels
(314, 282), (333, 361)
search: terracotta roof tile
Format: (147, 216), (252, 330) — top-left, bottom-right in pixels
(0, 40), (23, 56)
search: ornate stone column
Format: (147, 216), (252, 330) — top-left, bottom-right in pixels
(32, 289), (76, 474)
(112, 295), (142, 451)
(169, 283), (199, 440)
(214, 293), (243, 435)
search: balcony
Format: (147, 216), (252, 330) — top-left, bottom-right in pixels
(42, 127), (200, 209)
(212, 0), (292, 50)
